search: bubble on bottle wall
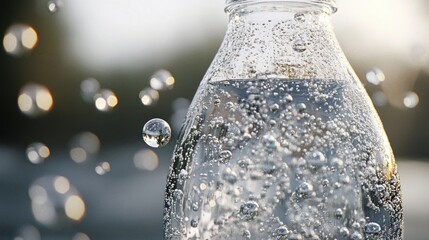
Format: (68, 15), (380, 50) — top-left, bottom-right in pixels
(47, 0), (63, 13)
(94, 89), (118, 112)
(403, 91), (419, 109)
(68, 132), (100, 164)
(149, 69), (175, 91)
(133, 149), (159, 171)
(72, 233), (91, 240)
(371, 91), (388, 107)
(14, 225), (41, 240)
(365, 68), (385, 85)
(26, 142), (50, 164)
(3, 24), (38, 56)
(18, 83), (53, 117)
(29, 176), (86, 227)
(80, 78), (100, 103)
(142, 118), (171, 148)
(139, 87), (159, 106)
(95, 161), (111, 175)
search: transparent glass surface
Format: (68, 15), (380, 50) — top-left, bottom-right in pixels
(164, 1), (403, 239)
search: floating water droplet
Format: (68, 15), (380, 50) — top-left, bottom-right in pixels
(26, 142), (50, 164)
(403, 91), (419, 108)
(294, 12), (306, 22)
(80, 78), (100, 103)
(95, 161), (111, 175)
(69, 132), (100, 163)
(364, 222), (381, 234)
(239, 201), (259, 221)
(219, 150), (232, 163)
(150, 69), (175, 91)
(47, 0), (63, 13)
(133, 149), (159, 171)
(306, 150), (326, 167)
(3, 24), (38, 56)
(365, 68), (385, 85)
(139, 87), (159, 106)
(18, 83), (53, 117)
(371, 91), (388, 107)
(142, 118), (171, 148)
(29, 176), (85, 227)
(72, 232), (91, 240)
(94, 89), (118, 112)
(293, 39), (308, 52)
(15, 225), (41, 240)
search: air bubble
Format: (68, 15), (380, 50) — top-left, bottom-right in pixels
(150, 69), (175, 91)
(294, 13), (306, 23)
(47, 0), (63, 13)
(296, 103), (306, 112)
(239, 201), (259, 221)
(306, 150), (326, 167)
(142, 118), (171, 148)
(219, 150), (232, 163)
(139, 88), (159, 106)
(364, 222), (381, 234)
(365, 68), (385, 85)
(275, 225), (289, 239)
(26, 142), (50, 164)
(222, 168), (238, 184)
(403, 91), (419, 108)
(339, 227), (349, 237)
(334, 208), (343, 218)
(18, 83), (53, 117)
(3, 24), (38, 56)
(293, 39), (308, 52)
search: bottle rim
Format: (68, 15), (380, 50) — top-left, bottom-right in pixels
(225, 0), (337, 14)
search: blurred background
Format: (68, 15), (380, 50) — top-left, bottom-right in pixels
(0, 0), (428, 239)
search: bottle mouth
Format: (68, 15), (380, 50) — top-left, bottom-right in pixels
(225, 0), (337, 14)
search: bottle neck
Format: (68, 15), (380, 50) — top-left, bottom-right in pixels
(203, 1), (353, 82)
(225, 0), (337, 15)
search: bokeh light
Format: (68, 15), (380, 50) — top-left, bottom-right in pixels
(95, 161), (111, 175)
(69, 132), (100, 164)
(94, 89), (118, 112)
(47, 0), (63, 13)
(150, 69), (175, 91)
(72, 232), (91, 240)
(26, 142), (50, 164)
(80, 78), (101, 103)
(18, 83), (53, 117)
(403, 91), (419, 109)
(3, 24), (38, 56)
(14, 225), (41, 240)
(133, 149), (159, 171)
(139, 87), (159, 106)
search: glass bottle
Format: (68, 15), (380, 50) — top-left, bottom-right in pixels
(164, 0), (403, 239)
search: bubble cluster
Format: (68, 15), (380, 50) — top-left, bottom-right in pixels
(18, 83), (54, 117)
(3, 24), (38, 56)
(142, 118), (171, 148)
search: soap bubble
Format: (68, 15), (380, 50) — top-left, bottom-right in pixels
(133, 149), (159, 171)
(142, 118), (171, 148)
(18, 83), (53, 117)
(3, 24), (38, 56)
(95, 161), (111, 175)
(14, 225), (41, 240)
(149, 69), (175, 91)
(26, 142), (50, 164)
(94, 89), (118, 112)
(47, 0), (63, 13)
(139, 87), (159, 106)
(29, 176), (85, 227)
(365, 68), (385, 85)
(403, 91), (419, 108)
(68, 132), (100, 163)
(80, 78), (100, 103)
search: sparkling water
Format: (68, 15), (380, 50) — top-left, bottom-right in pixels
(164, 79), (403, 239)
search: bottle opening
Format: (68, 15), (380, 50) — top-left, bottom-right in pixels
(225, 0), (337, 14)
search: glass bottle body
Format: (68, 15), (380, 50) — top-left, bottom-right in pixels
(164, 2), (403, 239)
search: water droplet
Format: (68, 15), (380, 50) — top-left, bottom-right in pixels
(29, 176), (85, 227)
(3, 24), (38, 56)
(72, 232), (91, 240)
(294, 12), (306, 22)
(139, 87), (159, 106)
(296, 103), (306, 112)
(18, 83), (53, 117)
(94, 89), (118, 112)
(47, 0), (63, 13)
(80, 78), (100, 103)
(69, 132), (100, 163)
(239, 201), (259, 221)
(150, 69), (175, 91)
(365, 68), (385, 85)
(219, 150), (232, 163)
(26, 142), (50, 164)
(306, 150), (326, 167)
(371, 91), (388, 107)
(95, 161), (111, 175)
(403, 91), (419, 108)
(293, 39), (308, 52)
(142, 118), (171, 148)
(364, 222), (381, 234)
(190, 219), (198, 228)
(133, 149), (159, 171)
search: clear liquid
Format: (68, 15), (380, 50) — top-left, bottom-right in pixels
(164, 79), (403, 240)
